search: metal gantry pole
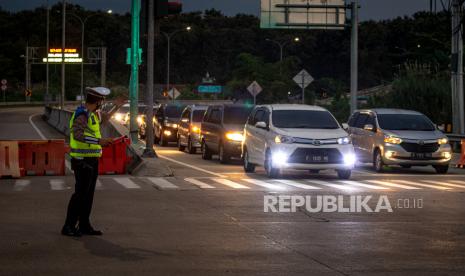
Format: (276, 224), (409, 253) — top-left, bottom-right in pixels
(451, 0), (465, 134)
(129, 0), (141, 143)
(167, 35), (171, 102)
(80, 20), (85, 102)
(61, 0), (66, 109)
(350, 0), (359, 115)
(143, 0), (156, 157)
(46, 0), (50, 105)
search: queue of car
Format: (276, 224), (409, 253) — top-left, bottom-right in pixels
(114, 102), (453, 179)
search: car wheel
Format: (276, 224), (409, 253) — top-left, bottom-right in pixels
(373, 149), (385, 173)
(159, 129), (168, 147)
(187, 137), (196, 154)
(337, 169), (352, 180)
(433, 165), (449, 174)
(219, 142), (230, 164)
(201, 140), (212, 160)
(243, 148), (256, 173)
(265, 150), (280, 178)
(177, 137), (186, 152)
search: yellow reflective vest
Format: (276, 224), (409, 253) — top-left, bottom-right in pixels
(69, 111), (102, 158)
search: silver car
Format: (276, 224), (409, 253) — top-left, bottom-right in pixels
(177, 105), (208, 154)
(345, 109), (452, 174)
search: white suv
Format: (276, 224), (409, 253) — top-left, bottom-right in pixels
(242, 104), (356, 179)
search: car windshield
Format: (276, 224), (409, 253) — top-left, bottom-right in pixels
(165, 105), (186, 118)
(223, 106), (254, 124)
(193, 110), (206, 122)
(377, 114), (435, 131)
(272, 110), (340, 129)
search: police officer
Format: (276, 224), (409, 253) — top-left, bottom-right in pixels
(62, 87), (126, 237)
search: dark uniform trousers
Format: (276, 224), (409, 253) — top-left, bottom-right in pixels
(64, 157), (99, 228)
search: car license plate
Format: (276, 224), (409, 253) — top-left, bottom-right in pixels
(411, 153), (432, 160)
(306, 155), (329, 163)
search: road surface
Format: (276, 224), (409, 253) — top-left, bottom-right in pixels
(1, 106), (464, 275)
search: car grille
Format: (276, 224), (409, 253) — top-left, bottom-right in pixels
(400, 142), (439, 153)
(287, 148), (343, 164)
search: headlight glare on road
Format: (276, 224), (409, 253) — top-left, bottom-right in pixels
(274, 135), (295, 144)
(384, 136), (402, 144)
(438, 138), (449, 145)
(337, 137), (351, 145)
(272, 151), (288, 167)
(225, 132), (244, 142)
(343, 153), (356, 166)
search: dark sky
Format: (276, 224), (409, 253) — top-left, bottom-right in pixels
(0, 0), (432, 21)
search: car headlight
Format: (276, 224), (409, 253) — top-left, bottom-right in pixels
(225, 132), (244, 142)
(137, 116), (143, 124)
(384, 136), (402, 144)
(164, 130), (172, 136)
(337, 137), (351, 145)
(274, 135), (295, 144)
(438, 138), (449, 145)
(343, 153), (356, 166)
(114, 113), (123, 121)
(165, 123), (178, 128)
(191, 126), (200, 133)
(272, 151), (288, 167)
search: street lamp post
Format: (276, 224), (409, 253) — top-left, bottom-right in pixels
(162, 26), (191, 102)
(69, 10), (112, 102)
(265, 37), (300, 63)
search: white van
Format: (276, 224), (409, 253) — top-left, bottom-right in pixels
(242, 104), (356, 179)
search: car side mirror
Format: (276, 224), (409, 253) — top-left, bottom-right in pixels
(255, 121), (268, 130)
(342, 123), (349, 130)
(364, 124), (375, 132)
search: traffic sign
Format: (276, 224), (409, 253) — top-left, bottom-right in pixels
(1, 85), (6, 91)
(293, 69), (314, 89)
(25, 89), (32, 97)
(198, 85), (222, 94)
(247, 81), (263, 105)
(168, 87), (180, 99)
(1, 79), (6, 85)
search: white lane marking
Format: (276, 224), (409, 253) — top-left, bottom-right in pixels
(448, 180), (465, 187)
(96, 179), (103, 190)
(157, 155), (226, 178)
(14, 180), (30, 191)
(242, 179), (286, 190)
(274, 179), (321, 190)
(50, 179), (68, 190)
(307, 180), (357, 191)
(28, 113), (46, 140)
(366, 180), (421, 190)
(339, 180), (389, 190)
(147, 177), (179, 189)
(212, 178), (250, 189)
(422, 180), (465, 189)
(394, 180), (451, 190)
(114, 178), (140, 189)
(184, 178), (215, 189)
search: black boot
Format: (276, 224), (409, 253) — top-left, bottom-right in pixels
(61, 225), (82, 237)
(78, 225), (103, 236)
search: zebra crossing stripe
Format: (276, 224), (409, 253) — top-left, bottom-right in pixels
(147, 177), (179, 189)
(114, 178), (140, 189)
(212, 178), (250, 189)
(339, 180), (389, 190)
(421, 180), (465, 189)
(366, 180), (421, 190)
(394, 180), (451, 190)
(184, 178), (216, 189)
(242, 179), (286, 190)
(14, 180), (30, 191)
(50, 179), (68, 190)
(96, 179), (103, 190)
(307, 180), (357, 191)
(274, 179), (321, 190)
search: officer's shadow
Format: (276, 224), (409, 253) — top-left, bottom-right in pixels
(79, 237), (172, 261)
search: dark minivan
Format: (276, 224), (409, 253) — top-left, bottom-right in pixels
(154, 103), (187, 146)
(201, 104), (254, 163)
